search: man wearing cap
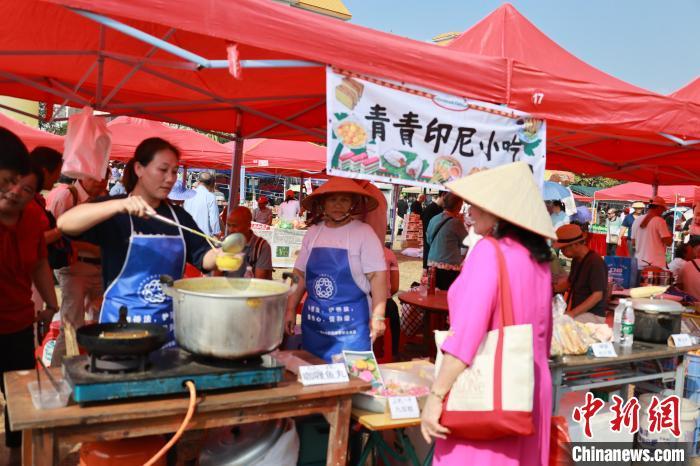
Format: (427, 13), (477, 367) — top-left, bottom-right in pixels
(605, 208), (623, 256)
(252, 196), (273, 225)
(183, 172), (221, 237)
(554, 224), (608, 323)
(620, 201), (645, 257)
(631, 196), (672, 269)
(278, 189), (300, 222)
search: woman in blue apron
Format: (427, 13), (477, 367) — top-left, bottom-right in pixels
(284, 177), (388, 362)
(57, 138), (221, 345)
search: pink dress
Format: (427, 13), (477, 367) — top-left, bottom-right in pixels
(435, 237), (553, 466)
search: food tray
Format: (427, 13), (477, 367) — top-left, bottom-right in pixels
(352, 367), (431, 414)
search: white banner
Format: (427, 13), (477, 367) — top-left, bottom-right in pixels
(327, 68), (546, 189)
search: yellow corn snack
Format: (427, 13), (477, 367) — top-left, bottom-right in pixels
(216, 253), (244, 272)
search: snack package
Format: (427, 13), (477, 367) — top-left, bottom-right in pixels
(342, 350), (384, 388)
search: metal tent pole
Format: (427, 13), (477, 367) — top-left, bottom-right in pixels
(671, 193), (679, 261)
(389, 185), (400, 248)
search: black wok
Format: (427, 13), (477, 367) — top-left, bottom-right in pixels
(76, 306), (168, 356)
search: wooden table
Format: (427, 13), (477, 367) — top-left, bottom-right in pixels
(5, 350), (370, 466)
(549, 342), (700, 413)
(351, 360), (434, 466)
(397, 290), (449, 359)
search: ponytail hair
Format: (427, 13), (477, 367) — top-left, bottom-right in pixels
(122, 137), (180, 193)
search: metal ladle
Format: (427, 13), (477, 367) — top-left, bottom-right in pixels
(149, 213), (246, 253)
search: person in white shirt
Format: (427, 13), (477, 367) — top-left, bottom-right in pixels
(252, 196), (273, 225)
(549, 200), (569, 229)
(631, 196), (672, 269)
(605, 208), (623, 256)
(678, 237), (700, 299)
(278, 189), (300, 222)
(183, 172), (221, 237)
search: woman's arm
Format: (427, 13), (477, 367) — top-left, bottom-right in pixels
(421, 353), (467, 442)
(367, 271), (387, 342)
(202, 248), (218, 271)
(58, 197), (154, 236)
(284, 268), (306, 335)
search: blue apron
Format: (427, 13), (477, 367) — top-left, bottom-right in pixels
(302, 226), (371, 362)
(99, 203), (186, 346)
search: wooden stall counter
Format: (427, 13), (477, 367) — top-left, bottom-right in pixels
(5, 350), (370, 466)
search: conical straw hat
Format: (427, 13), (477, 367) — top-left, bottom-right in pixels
(446, 162), (556, 239)
(301, 176), (378, 212)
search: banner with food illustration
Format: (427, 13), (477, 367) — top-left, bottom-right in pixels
(327, 67), (546, 188)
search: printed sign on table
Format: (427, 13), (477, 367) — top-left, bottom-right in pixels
(327, 67), (547, 189)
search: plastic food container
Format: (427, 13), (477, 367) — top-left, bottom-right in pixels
(28, 379), (72, 409)
(352, 368), (431, 413)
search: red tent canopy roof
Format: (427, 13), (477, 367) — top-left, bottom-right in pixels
(448, 3), (647, 93)
(594, 182), (698, 205)
(107, 116), (231, 168)
(0, 112), (63, 152)
(671, 77), (700, 102)
(445, 3), (700, 185)
(0, 1), (698, 184)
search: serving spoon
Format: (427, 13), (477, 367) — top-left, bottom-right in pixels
(149, 213), (246, 254)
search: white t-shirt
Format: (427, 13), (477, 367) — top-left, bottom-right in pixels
(278, 199), (300, 221)
(678, 259), (700, 300)
(295, 220), (386, 295)
(631, 214), (671, 268)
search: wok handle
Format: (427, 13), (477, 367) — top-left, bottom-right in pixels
(282, 272), (299, 294)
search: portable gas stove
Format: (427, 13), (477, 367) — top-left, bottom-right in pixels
(63, 348), (285, 404)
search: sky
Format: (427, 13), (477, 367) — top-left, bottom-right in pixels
(342, 0), (700, 95)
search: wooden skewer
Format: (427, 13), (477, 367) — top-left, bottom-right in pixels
(64, 321), (79, 357)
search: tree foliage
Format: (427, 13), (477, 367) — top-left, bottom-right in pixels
(37, 103), (68, 136)
(573, 175), (621, 188)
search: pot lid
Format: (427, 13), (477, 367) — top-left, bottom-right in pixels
(631, 298), (685, 314)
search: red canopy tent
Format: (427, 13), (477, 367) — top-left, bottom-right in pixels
(0, 0), (699, 198)
(0, 111), (63, 151)
(593, 182), (698, 206)
(107, 116), (231, 168)
(671, 77), (700, 102)
(446, 3), (700, 185)
(229, 139), (326, 177)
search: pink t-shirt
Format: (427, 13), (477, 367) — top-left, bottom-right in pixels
(631, 215), (671, 268)
(679, 259), (700, 300)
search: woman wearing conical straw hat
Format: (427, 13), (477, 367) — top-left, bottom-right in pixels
(420, 162), (556, 466)
(284, 177), (387, 362)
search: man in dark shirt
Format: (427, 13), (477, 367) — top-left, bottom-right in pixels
(410, 194), (424, 217)
(553, 224), (608, 322)
(421, 191), (446, 269)
(397, 195), (408, 219)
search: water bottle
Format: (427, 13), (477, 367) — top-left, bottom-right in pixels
(612, 299), (627, 344)
(620, 300), (635, 348)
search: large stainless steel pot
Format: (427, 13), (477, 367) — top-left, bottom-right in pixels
(161, 273), (298, 359)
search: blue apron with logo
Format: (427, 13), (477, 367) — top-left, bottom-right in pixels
(99, 203), (186, 346)
(302, 227), (371, 362)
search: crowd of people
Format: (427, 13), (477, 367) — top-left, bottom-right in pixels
(1, 115), (698, 465)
